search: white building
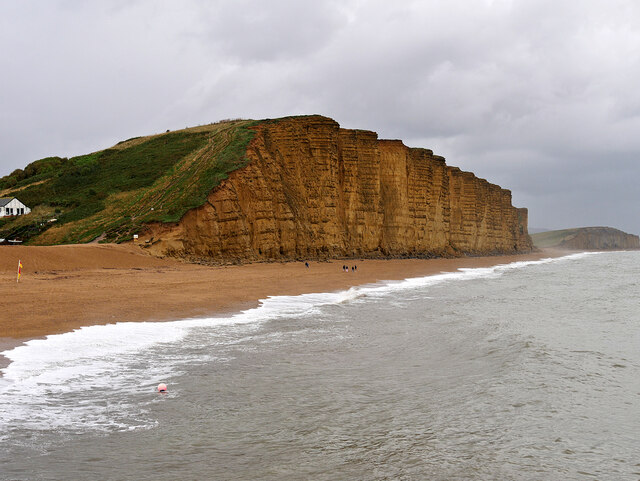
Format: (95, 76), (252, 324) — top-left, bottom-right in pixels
(0, 198), (31, 217)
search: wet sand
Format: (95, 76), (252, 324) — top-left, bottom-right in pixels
(0, 243), (564, 355)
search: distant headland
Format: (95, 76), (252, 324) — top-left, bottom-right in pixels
(531, 227), (639, 250)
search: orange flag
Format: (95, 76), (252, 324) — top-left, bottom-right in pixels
(17, 260), (22, 283)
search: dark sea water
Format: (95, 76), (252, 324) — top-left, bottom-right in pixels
(1, 251), (639, 480)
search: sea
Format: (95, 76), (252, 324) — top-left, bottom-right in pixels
(0, 251), (638, 481)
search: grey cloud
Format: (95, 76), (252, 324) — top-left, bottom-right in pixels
(194, 0), (347, 62)
(1, 0), (639, 234)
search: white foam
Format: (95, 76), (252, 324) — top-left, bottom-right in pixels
(352, 253), (595, 298)
(0, 252), (591, 436)
(2, 252), (592, 383)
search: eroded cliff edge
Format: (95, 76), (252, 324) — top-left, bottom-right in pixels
(143, 116), (533, 262)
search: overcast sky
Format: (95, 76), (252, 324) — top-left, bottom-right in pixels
(2, 0), (639, 234)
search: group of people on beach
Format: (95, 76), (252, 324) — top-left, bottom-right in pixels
(303, 261), (358, 272)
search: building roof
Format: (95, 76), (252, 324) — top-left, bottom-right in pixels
(0, 198), (15, 207)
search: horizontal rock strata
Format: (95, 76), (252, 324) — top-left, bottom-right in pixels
(145, 116), (532, 262)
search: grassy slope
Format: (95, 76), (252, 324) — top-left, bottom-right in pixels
(529, 229), (580, 248)
(0, 120), (257, 244)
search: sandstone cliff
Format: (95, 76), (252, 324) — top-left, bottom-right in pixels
(531, 227), (640, 250)
(143, 116), (532, 262)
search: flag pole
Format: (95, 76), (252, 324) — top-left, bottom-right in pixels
(17, 259), (21, 283)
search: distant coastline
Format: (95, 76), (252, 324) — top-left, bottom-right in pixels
(531, 227), (639, 250)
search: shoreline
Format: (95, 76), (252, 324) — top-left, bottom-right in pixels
(0, 244), (570, 365)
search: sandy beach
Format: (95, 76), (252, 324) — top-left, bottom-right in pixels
(0, 243), (563, 348)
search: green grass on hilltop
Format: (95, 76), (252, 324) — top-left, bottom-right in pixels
(0, 120), (258, 244)
(530, 229), (580, 247)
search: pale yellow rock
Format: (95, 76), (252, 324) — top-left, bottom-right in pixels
(144, 116), (533, 262)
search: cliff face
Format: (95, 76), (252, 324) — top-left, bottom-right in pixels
(558, 227), (639, 250)
(144, 116), (532, 261)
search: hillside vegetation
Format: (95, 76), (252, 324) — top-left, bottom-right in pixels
(530, 229), (577, 248)
(0, 120), (256, 244)
(0, 114), (534, 259)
